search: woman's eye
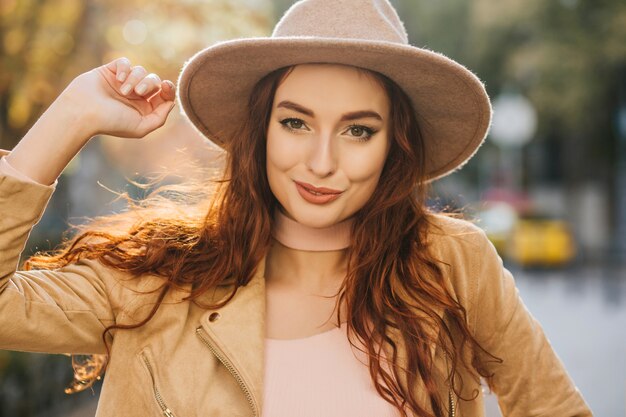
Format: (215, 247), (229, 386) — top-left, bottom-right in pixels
(279, 118), (306, 131)
(346, 124), (377, 142)
(350, 126), (365, 136)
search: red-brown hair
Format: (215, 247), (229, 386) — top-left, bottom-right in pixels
(25, 64), (500, 417)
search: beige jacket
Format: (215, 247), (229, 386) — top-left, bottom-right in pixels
(0, 151), (593, 417)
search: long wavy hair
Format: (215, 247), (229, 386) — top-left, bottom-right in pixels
(25, 64), (501, 417)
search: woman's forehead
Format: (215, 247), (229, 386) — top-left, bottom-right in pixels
(273, 63), (389, 115)
(280, 62), (382, 86)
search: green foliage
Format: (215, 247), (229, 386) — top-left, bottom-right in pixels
(396, 0), (626, 183)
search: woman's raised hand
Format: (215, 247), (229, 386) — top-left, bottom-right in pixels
(63, 57), (177, 138)
(5, 58), (178, 186)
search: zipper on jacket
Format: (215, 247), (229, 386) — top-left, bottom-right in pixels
(140, 351), (177, 417)
(196, 326), (257, 417)
(448, 388), (456, 417)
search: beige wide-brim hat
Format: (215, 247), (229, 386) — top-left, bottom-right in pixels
(177, 0), (492, 182)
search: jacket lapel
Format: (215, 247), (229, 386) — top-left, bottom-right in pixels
(198, 255), (267, 415)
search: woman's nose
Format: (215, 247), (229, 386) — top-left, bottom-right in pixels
(306, 133), (337, 177)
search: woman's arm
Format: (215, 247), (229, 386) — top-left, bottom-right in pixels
(0, 58), (176, 354)
(469, 228), (593, 416)
(0, 153), (54, 185)
(0, 164), (116, 354)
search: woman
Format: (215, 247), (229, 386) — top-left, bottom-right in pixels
(0, 0), (592, 416)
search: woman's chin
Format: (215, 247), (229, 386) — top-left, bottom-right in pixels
(285, 206), (345, 229)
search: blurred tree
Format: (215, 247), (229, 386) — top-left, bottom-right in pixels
(0, 0), (273, 150)
(469, 0), (626, 188)
(388, 0), (626, 187)
(0, 0), (87, 150)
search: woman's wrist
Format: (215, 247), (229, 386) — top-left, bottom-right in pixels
(53, 87), (102, 138)
(6, 93), (96, 186)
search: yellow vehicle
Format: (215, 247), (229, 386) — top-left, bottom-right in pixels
(506, 216), (577, 267)
(475, 201), (577, 267)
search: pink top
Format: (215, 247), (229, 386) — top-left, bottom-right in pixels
(0, 154), (402, 416)
(263, 324), (400, 417)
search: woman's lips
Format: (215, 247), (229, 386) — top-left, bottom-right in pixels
(294, 181), (342, 194)
(294, 180), (343, 204)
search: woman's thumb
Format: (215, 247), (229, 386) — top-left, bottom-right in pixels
(138, 101), (176, 135)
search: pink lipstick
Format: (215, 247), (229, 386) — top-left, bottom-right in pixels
(294, 181), (343, 204)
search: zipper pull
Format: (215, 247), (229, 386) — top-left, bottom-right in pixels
(448, 388), (456, 417)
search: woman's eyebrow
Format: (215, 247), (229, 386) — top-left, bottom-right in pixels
(340, 110), (383, 122)
(276, 100), (383, 121)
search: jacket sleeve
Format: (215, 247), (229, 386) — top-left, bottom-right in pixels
(468, 227), (593, 416)
(0, 152), (116, 355)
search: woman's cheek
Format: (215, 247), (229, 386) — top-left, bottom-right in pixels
(341, 143), (388, 182)
(267, 131), (302, 171)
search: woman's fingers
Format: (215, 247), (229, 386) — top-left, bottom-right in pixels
(160, 80), (176, 101)
(136, 100), (177, 137)
(100, 58), (176, 134)
(148, 80), (176, 108)
(115, 58), (131, 82)
(135, 79), (176, 136)
(103, 58), (174, 104)
(119, 66), (148, 96)
(134, 73), (161, 96)
(104, 57), (131, 83)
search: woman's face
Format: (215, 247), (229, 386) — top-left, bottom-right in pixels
(266, 63), (391, 228)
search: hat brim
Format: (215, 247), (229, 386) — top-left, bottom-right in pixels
(177, 37), (491, 182)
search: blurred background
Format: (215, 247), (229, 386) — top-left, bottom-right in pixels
(0, 0), (624, 415)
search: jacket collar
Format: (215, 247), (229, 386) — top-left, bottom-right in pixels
(198, 253), (444, 414)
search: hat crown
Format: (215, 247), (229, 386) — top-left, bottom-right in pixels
(272, 0), (409, 44)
